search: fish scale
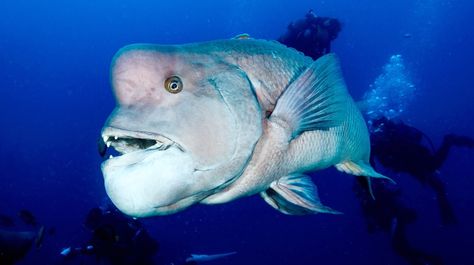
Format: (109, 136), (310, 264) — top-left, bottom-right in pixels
(222, 40), (313, 111)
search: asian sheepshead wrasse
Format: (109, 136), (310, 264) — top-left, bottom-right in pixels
(99, 39), (389, 217)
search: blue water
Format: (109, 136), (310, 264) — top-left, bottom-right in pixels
(1, 0), (473, 264)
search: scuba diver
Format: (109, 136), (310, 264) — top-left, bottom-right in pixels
(60, 205), (159, 265)
(369, 116), (474, 225)
(354, 117), (473, 265)
(278, 9), (342, 60)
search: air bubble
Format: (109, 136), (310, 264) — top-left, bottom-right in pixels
(362, 54), (416, 124)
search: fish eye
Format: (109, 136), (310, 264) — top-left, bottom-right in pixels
(164, 76), (183, 94)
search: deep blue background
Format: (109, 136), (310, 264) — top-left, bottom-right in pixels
(1, 0), (473, 264)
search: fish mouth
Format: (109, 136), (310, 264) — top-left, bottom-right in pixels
(99, 126), (185, 164)
(100, 126), (205, 217)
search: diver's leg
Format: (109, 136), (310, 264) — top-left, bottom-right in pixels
(433, 134), (474, 169)
(445, 134), (474, 148)
(432, 137), (453, 170)
(437, 192), (457, 225)
(425, 174), (456, 225)
(391, 221), (424, 265)
(391, 221), (444, 265)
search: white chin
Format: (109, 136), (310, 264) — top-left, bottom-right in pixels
(101, 147), (195, 217)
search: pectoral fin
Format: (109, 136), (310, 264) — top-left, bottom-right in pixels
(260, 174), (341, 215)
(270, 54), (350, 139)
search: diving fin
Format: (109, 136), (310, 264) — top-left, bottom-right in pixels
(270, 54), (350, 139)
(260, 174), (341, 215)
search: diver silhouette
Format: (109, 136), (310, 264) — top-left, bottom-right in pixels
(353, 117), (473, 265)
(278, 9), (342, 60)
(370, 116), (474, 225)
(60, 206), (159, 265)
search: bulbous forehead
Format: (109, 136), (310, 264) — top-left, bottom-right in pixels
(110, 44), (226, 106)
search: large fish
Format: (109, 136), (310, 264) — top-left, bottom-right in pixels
(100, 39), (387, 217)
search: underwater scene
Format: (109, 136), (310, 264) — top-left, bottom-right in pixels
(1, 0), (473, 264)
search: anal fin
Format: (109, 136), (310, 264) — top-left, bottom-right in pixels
(260, 174), (341, 215)
(336, 160), (393, 181)
(336, 160), (395, 199)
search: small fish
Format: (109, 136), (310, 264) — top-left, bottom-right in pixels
(186, 251), (237, 263)
(60, 247), (72, 256)
(100, 39), (389, 217)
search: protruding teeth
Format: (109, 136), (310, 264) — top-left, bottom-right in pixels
(106, 142), (111, 148)
(114, 136), (118, 140)
(109, 155), (113, 159)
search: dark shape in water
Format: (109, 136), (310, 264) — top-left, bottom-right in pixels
(0, 228), (40, 265)
(61, 206), (159, 265)
(278, 9), (342, 60)
(18, 210), (37, 227)
(47, 227), (56, 236)
(370, 117), (474, 225)
(403, 33), (412, 38)
(84, 207), (103, 230)
(0, 214), (15, 227)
